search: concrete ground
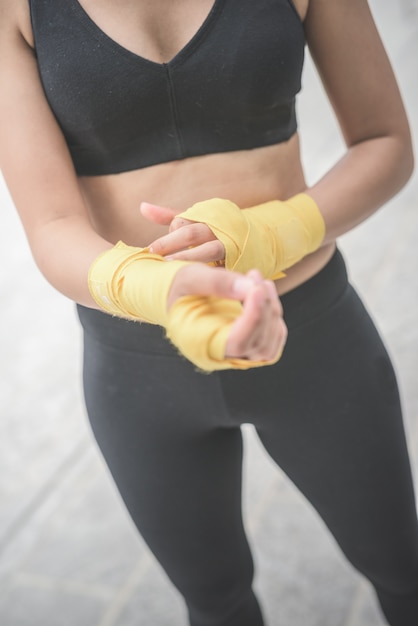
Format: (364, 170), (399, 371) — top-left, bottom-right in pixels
(1, 2), (417, 625)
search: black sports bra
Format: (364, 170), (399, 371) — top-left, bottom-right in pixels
(29, 0), (305, 176)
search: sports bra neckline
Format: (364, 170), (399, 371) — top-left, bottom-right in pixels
(69, 0), (225, 68)
(30, 0), (305, 175)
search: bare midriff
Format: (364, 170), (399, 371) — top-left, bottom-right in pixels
(78, 133), (336, 296)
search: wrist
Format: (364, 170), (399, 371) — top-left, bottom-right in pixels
(88, 242), (189, 325)
(244, 193), (325, 277)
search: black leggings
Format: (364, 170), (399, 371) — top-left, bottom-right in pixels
(77, 250), (418, 626)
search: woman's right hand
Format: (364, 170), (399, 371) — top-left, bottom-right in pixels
(168, 264), (287, 363)
(141, 202), (226, 265)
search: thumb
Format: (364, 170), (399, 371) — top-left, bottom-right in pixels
(140, 202), (177, 225)
(174, 265), (260, 302)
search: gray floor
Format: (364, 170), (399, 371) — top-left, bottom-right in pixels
(1, 2), (418, 625)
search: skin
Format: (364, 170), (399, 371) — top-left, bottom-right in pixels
(0, 0), (414, 363)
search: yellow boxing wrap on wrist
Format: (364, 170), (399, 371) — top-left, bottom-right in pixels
(177, 193), (325, 279)
(88, 242), (281, 372)
(88, 242), (188, 325)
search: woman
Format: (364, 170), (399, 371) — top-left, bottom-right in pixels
(0, 0), (417, 624)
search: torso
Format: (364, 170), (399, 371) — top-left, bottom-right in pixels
(21, 0), (335, 295)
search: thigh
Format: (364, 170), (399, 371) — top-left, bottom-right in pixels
(79, 316), (256, 611)
(253, 285), (418, 591)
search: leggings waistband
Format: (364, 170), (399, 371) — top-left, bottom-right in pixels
(280, 247), (348, 329)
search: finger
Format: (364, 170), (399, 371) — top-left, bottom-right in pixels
(225, 284), (266, 358)
(231, 311), (287, 362)
(263, 279), (282, 316)
(150, 223), (217, 256)
(226, 283), (287, 361)
(247, 276), (282, 316)
(233, 274), (280, 352)
(250, 281), (286, 360)
(253, 316), (288, 362)
(169, 264), (257, 307)
(169, 216), (194, 233)
(166, 240), (225, 263)
(140, 202), (177, 226)
(239, 284), (278, 359)
(251, 300), (286, 361)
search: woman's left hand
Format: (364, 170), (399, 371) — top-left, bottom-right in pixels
(141, 202), (225, 264)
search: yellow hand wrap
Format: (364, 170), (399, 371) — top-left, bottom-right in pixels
(88, 242), (188, 325)
(177, 193), (325, 279)
(88, 242), (280, 372)
(167, 296), (280, 371)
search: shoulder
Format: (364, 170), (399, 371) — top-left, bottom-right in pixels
(0, 0), (34, 48)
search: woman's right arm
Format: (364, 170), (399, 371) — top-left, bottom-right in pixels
(0, 3), (113, 307)
(0, 5), (287, 366)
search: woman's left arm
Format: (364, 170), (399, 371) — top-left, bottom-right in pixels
(145, 0), (414, 261)
(304, 0), (414, 243)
